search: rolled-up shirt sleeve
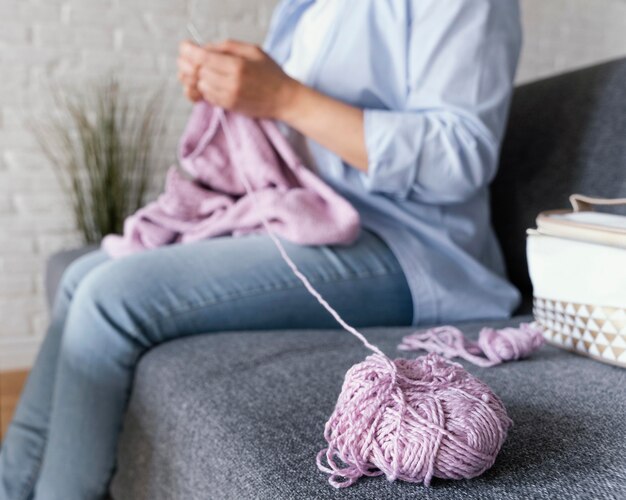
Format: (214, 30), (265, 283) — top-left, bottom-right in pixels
(359, 0), (522, 204)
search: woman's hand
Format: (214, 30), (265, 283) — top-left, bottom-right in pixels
(176, 41), (202, 102)
(177, 39), (300, 120)
(177, 38), (369, 171)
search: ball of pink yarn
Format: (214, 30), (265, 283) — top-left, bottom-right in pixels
(316, 352), (512, 488)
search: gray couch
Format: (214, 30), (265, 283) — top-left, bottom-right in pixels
(46, 58), (626, 499)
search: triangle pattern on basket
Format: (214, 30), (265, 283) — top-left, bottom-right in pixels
(533, 296), (626, 368)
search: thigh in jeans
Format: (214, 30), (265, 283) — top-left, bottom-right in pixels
(55, 229), (412, 346)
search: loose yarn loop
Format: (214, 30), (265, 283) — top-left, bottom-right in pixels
(217, 110), (515, 488)
(315, 352), (512, 488)
(398, 323), (545, 367)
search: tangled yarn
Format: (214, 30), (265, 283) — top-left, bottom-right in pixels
(217, 111), (532, 489)
(316, 352), (512, 487)
(397, 323), (545, 367)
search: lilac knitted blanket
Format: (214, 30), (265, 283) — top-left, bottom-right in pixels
(101, 103), (360, 258)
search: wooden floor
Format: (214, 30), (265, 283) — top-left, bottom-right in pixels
(0, 370), (29, 440)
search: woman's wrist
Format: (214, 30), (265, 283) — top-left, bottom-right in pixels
(274, 80), (328, 135)
(273, 77), (369, 171)
(274, 77), (308, 124)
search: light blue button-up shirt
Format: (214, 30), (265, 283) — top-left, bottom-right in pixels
(263, 0), (523, 326)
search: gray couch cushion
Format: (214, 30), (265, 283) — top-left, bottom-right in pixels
(492, 57), (626, 297)
(111, 316), (626, 499)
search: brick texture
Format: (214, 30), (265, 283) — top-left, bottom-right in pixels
(519, 0), (626, 82)
(0, 0), (278, 345)
(0, 0), (625, 349)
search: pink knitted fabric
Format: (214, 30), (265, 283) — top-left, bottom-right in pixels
(101, 103), (360, 258)
(397, 323), (545, 367)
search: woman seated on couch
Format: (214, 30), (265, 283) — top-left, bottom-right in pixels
(0, 0), (523, 498)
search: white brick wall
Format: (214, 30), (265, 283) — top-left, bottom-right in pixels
(0, 0), (278, 369)
(1, 0), (625, 369)
(519, 0), (626, 82)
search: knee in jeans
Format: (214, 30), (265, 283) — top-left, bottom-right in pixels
(58, 250), (107, 301)
(61, 260), (150, 365)
(58, 263), (83, 300)
(60, 265), (120, 364)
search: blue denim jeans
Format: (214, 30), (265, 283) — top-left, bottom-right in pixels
(0, 229), (412, 500)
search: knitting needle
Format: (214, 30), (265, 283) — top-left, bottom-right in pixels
(186, 22), (204, 45)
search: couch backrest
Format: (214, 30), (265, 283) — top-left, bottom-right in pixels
(491, 57), (626, 298)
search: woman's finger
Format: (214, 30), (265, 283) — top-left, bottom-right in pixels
(180, 40), (209, 66)
(202, 51), (244, 76)
(177, 57), (199, 77)
(212, 39), (264, 60)
(197, 76), (223, 98)
(198, 65), (236, 89)
(178, 72), (197, 87)
(197, 77), (231, 107)
(183, 85), (202, 103)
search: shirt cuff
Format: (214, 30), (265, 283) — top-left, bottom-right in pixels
(360, 108), (422, 199)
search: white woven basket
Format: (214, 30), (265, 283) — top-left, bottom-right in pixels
(526, 194), (626, 368)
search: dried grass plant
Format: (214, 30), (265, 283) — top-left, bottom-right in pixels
(33, 77), (169, 244)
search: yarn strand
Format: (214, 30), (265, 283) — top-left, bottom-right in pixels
(211, 106), (522, 489)
(218, 111), (390, 363)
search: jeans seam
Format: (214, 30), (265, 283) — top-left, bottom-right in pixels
(162, 267), (406, 321)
